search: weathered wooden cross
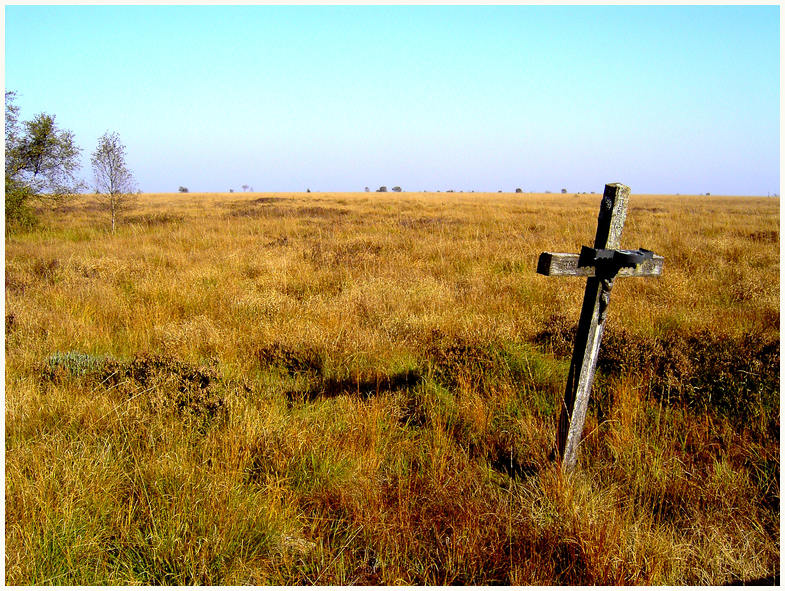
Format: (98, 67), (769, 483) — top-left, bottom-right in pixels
(537, 183), (664, 472)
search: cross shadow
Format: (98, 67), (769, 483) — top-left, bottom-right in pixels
(490, 449), (539, 480)
(724, 573), (779, 586)
(285, 370), (422, 403)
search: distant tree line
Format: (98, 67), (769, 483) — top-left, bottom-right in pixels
(361, 186), (601, 195)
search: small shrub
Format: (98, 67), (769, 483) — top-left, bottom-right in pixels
(125, 212), (184, 226)
(41, 352), (248, 426)
(31, 258), (60, 283)
(5, 183), (39, 231)
(44, 351), (109, 380)
(5, 312), (15, 336)
(255, 343), (323, 374)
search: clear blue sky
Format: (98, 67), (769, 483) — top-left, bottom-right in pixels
(5, 5), (780, 194)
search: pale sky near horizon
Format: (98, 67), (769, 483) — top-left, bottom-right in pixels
(4, 5), (780, 195)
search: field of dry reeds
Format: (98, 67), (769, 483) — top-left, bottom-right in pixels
(5, 190), (779, 584)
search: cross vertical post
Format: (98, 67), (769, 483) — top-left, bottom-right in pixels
(557, 183), (628, 471)
(536, 183), (663, 472)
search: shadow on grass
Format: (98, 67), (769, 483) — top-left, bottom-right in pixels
(490, 448), (540, 480)
(725, 573), (779, 586)
(285, 370), (423, 402)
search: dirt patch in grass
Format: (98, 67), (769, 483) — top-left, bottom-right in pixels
(397, 216), (456, 229)
(125, 212), (184, 226)
(5, 270), (27, 293)
(307, 239), (384, 266)
(225, 198), (293, 218)
(265, 235), (290, 247)
(31, 257), (61, 283)
(630, 206), (666, 214)
(748, 230), (779, 243)
(227, 205), (291, 219)
(6, 312), (16, 336)
(297, 206), (349, 219)
(227, 202), (348, 221)
(52, 200), (104, 214)
(250, 197), (287, 205)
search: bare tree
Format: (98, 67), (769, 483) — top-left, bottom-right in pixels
(91, 131), (136, 234)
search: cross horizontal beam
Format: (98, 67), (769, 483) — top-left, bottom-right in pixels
(537, 251), (664, 278)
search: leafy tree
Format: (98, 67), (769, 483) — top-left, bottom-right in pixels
(91, 131), (137, 234)
(392, 186), (402, 192)
(5, 91), (82, 230)
(515, 188), (523, 193)
(377, 186), (387, 192)
(178, 186), (189, 193)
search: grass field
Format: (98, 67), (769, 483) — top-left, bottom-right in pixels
(5, 190), (779, 584)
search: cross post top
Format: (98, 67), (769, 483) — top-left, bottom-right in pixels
(594, 182), (629, 250)
(537, 184), (663, 280)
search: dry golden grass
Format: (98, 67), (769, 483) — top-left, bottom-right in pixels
(5, 190), (779, 584)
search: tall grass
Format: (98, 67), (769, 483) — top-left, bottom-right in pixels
(5, 191), (779, 584)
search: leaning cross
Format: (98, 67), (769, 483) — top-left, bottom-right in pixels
(537, 183), (664, 472)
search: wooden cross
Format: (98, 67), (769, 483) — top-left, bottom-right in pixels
(537, 183), (664, 472)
